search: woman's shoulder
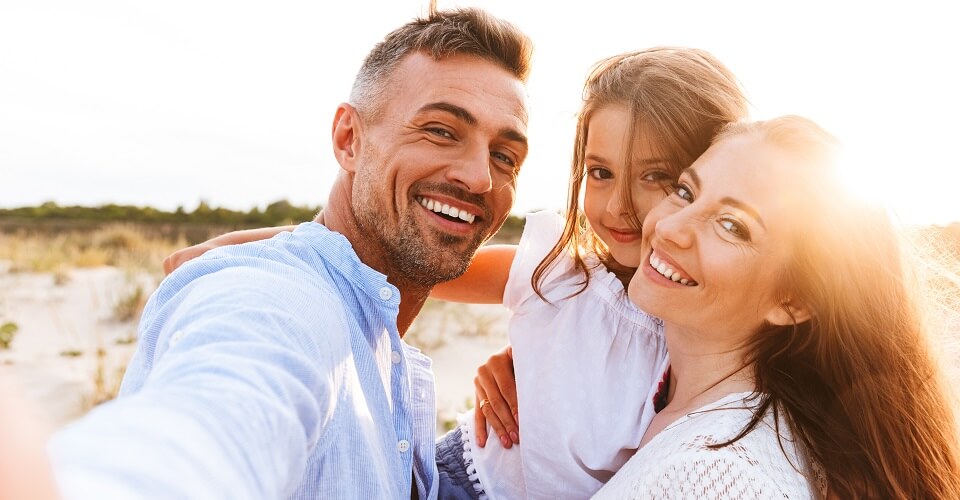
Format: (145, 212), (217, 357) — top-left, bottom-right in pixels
(594, 395), (820, 499)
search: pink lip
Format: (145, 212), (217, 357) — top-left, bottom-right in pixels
(607, 227), (642, 244)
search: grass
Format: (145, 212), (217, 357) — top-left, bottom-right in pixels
(0, 224), (188, 276)
(0, 322), (18, 350)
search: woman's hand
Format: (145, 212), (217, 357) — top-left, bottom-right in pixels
(474, 345), (520, 448)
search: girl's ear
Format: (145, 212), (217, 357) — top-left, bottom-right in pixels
(765, 298), (811, 327)
(332, 103), (361, 173)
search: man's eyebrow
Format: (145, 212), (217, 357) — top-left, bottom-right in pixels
(499, 127), (528, 148)
(419, 101), (527, 147)
(683, 167), (766, 230)
(418, 102), (477, 125)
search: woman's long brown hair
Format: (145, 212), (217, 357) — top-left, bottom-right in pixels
(718, 117), (960, 498)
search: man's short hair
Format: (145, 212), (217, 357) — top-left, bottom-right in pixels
(349, 7), (533, 120)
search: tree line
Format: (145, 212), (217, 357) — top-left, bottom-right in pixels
(0, 201), (527, 242)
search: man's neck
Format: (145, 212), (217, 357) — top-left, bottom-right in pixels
(316, 193), (432, 338)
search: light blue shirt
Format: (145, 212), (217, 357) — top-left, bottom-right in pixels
(49, 222), (439, 499)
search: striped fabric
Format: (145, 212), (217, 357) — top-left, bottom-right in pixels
(50, 222), (439, 499)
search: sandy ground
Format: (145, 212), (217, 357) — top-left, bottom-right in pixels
(0, 262), (509, 434)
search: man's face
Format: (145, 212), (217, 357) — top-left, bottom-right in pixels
(351, 52), (528, 286)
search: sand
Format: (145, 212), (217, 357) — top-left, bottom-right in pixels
(0, 262), (510, 433)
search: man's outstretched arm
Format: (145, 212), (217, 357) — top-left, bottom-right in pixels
(49, 268), (339, 499)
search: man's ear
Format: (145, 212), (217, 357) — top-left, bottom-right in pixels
(332, 103), (361, 173)
(765, 297), (811, 327)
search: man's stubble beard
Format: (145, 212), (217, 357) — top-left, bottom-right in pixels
(352, 174), (489, 288)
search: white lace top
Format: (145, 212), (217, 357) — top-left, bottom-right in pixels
(460, 211), (668, 499)
(592, 392), (824, 499)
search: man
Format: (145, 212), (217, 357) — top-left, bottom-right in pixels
(49, 7), (532, 499)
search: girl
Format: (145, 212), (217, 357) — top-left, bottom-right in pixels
(164, 47), (749, 498)
(430, 47), (748, 499)
(593, 115), (960, 498)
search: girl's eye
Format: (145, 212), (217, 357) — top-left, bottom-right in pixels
(640, 170), (672, 183)
(719, 217), (751, 240)
(673, 183), (693, 202)
(587, 166), (613, 181)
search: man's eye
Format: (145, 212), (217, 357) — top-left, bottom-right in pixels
(427, 127), (454, 139)
(492, 151), (516, 168)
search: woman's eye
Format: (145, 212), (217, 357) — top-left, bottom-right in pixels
(673, 184), (693, 202)
(719, 218), (750, 240)
(587, 166), (613, 181)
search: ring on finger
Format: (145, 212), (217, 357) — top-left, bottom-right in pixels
(479, 398), (491, 411)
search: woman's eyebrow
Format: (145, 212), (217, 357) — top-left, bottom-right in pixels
(683, 167), (765, 229)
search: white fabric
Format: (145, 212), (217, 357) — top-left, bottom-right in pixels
(592, 392), (824, 499)
(461, 210), (668, 500)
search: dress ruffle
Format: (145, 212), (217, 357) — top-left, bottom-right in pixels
(457, 413), (489, 500)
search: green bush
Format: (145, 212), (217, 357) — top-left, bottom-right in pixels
(0, 322), (18, 349)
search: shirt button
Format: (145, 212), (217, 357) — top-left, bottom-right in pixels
(397, 440), (410, 453)
(379, 287), (393, 300)
(169, 330), (186, 346)
(391, 350), (402, 364)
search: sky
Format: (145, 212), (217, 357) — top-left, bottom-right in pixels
(2, 1), (958, 225)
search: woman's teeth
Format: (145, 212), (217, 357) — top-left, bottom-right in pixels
(649, 254), (697, 286)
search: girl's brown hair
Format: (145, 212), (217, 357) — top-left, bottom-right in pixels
(533, 47), (748, 298)
(718, 116), (960, 498)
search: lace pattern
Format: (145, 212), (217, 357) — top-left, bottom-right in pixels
(456, 413), (488, 500)
(592, 394), (823, 499)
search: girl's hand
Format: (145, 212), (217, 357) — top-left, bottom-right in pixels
(162, 225), (298, 275)
(163, 241), (218, 275)
(474, 345), (520, 448)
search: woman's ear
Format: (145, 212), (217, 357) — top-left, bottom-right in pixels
(331, 103), (361, 173)
(765, 298), (812, 327)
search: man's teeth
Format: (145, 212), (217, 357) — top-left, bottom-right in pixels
(649, 254), (696, 286)
(417, 197), (476, 223)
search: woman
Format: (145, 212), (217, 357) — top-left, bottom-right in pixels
(593, 116), (960, 498)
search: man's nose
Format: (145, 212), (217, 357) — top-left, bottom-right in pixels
(446, 145), (493, 193)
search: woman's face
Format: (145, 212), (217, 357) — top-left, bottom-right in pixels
(628, 132), (802, 342)
(582, 104), (674, 268)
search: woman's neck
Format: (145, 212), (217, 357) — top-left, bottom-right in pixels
(661, 323), (756, 414)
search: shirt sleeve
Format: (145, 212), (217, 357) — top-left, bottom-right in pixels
(48, 267), (343, 500)
(502, 210), (567, 311)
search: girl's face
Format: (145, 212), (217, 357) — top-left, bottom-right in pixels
(628, 133), (803, 343)
(582, 105), (674, 268)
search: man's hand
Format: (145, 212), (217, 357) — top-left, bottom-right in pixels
(473, 345), (519, 449)
(0, 383), (60, 500)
